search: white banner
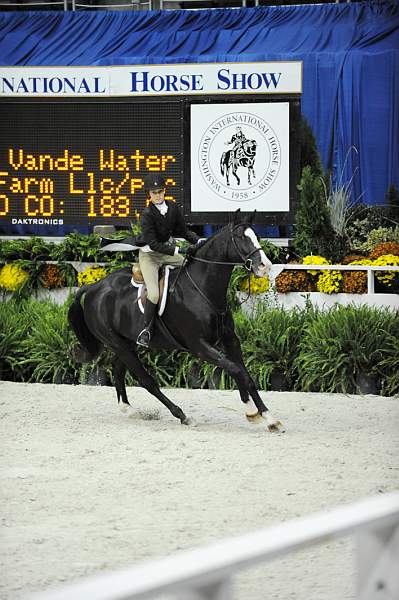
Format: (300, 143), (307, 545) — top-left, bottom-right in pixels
(190, 102), (290, 213)
(0, 62), (302, 97)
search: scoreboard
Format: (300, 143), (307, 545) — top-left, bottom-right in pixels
(0, 99), (183, 228)
(0, 95), (301, 231)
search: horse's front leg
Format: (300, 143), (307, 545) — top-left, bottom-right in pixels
(222, 332), (284, 432)
(197, 339), (284, 433)
(232, 165), (240, 186)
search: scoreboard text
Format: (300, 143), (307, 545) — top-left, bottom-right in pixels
(0, 100), (183, 228)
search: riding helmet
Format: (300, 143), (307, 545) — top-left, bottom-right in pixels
(144, 173), (166, 190)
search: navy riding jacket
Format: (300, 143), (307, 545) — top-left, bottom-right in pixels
(135, 201), (199, 256)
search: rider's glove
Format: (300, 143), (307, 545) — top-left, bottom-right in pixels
(179, 245), (196, 256)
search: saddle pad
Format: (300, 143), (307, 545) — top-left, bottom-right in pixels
(131, 265), (176, 316)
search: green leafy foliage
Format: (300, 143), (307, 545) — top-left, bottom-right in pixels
(300, 117), (323, 176)
(346, 204), (394, 251)
(296, 305), (398, 394)
(386, 184), (399, 224)
(50, 232), (103, 262)
(238, 305), (311, 389)
(377, 314), (399, 396)
(2, 293), (398, 397)
(293, 166), (335, 259)
(0, 237), (53, 262)
(16, 299), (80, 384)
(0, 299), (34, 381)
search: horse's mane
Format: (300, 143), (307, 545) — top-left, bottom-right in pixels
(190, 219), (253, 258)
(189, 224), (228, 257)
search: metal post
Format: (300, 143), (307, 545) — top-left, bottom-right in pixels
(357, 524), (399, 599)
(367, 268), (375, 294)
(71, 0), (76, 10)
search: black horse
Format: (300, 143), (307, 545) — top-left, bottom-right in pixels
(220, 139), (257, 186)
(68, 210), (284, 432)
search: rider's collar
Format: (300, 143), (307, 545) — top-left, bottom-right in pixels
(153, 201), (168, 216)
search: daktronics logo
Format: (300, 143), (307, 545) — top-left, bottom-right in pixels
(198, 111), (281, 203)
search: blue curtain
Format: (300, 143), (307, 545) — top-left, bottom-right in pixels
(0, 1), (398, 234)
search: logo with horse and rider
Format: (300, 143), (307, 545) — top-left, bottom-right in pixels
(198, 111), (281, 203)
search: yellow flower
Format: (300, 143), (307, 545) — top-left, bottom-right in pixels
(372, 254), (399, 286)
(239, 273), (270, 294)
(0, 263), (29, 292)
(316, 270), (343, 294)
(348, 259), (373, 266)
(302, 255), (330, 276)
(77, 266), (107, 287)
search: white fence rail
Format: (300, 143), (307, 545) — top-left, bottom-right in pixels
(30, 493), (399, 600)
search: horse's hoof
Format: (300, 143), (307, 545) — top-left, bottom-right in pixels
(181, 416), (196, 426)
(120, 404), (135, 418)
(267, 420), (285, 433)
(246, 412), (263, 423)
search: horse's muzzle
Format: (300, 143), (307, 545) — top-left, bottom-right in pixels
(255, 264), (269, 278)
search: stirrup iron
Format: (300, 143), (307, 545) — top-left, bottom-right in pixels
(137, 327), (151, 348)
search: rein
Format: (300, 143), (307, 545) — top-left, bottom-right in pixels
(181, 224), (259, 309)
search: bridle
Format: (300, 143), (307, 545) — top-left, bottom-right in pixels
(177, 223), (262, 315)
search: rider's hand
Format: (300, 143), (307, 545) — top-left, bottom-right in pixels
(179, 245), (196, 256)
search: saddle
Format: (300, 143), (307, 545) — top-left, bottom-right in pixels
(131, 263), (175, 316)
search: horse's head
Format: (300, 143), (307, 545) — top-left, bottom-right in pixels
(243, 140), (257, 156)
(229, 210), (272, 278)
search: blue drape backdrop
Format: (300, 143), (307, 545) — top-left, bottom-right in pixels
(0, 1), (398, 234)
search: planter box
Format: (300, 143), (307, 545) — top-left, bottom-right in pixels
(238, 291), (399, 315)
(35, 287), (79, 305)
(1, 287), (79, 305)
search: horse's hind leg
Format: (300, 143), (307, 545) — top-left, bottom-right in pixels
(112, 357), (131, 414)
(107, 336), (190, 425)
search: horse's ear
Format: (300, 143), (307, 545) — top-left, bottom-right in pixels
(233, 209), (241, 225)
(249, 210), (257, 225)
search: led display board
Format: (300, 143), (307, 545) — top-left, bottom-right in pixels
(0, 96), (300, 231)
(0, 99), (183, 229)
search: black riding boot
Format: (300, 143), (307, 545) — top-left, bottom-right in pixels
(137, 300), (157, 348)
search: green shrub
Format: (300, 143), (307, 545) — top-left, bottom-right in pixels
(358, 225), (399, 254)
(3, 296), (397, 398)
(17, 299), (80, 384)
(238, 305), (310, 390)
(300, 117), (323, 176)
(346, 204), (393, 251)
(0, 299), (33, 381)
(0, 237), (53, 263)
(377, 313), (399, 396)
(293, 166), (334, 259)
(296, 305), (398, 393)
(50, 232), (104, 262)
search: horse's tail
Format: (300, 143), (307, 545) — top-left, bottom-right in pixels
(220, 152), (226, 176)
(68, 287), (103, 361)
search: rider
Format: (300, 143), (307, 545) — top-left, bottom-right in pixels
(135, 172), (200, 348)
(225, 126), (247, 159)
